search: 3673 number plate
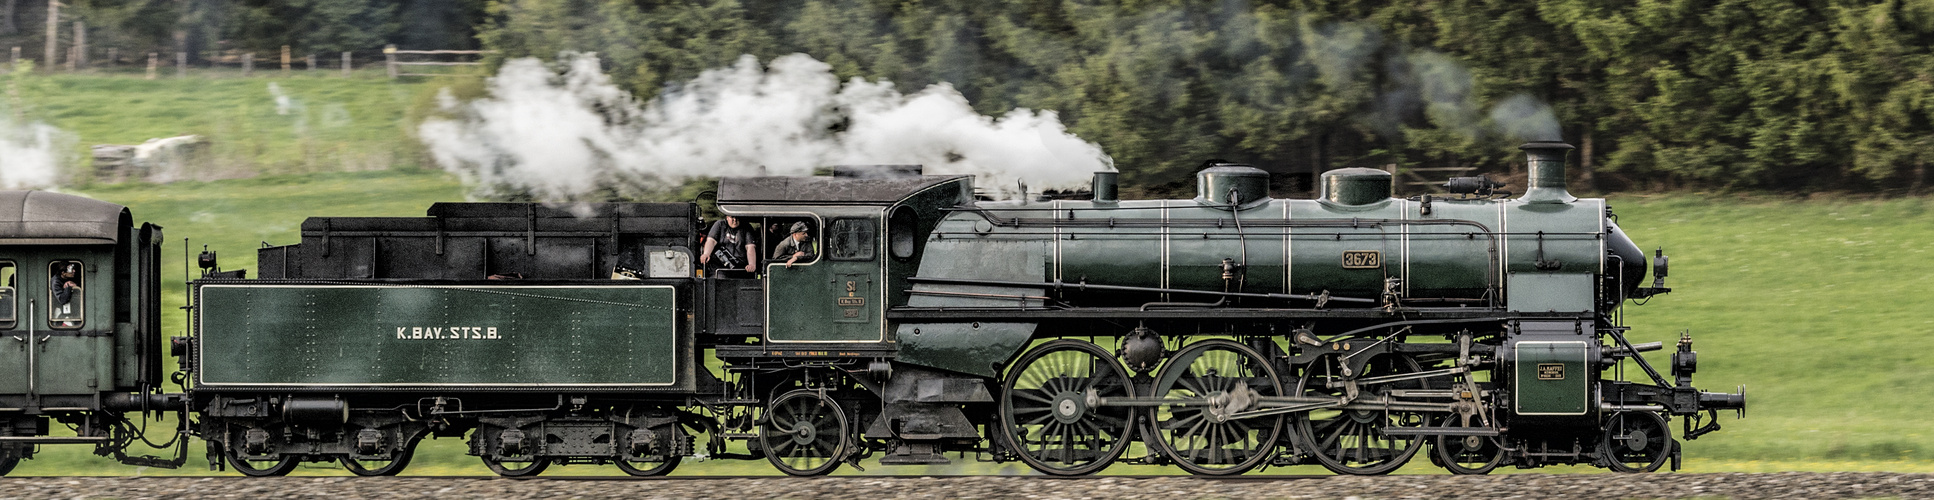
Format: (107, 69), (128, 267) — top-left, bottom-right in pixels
(1342, 250), (1382, 269)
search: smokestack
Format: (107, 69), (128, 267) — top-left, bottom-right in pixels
(1091, 171), (1118, 203)
(1519, 141), (1576, 204)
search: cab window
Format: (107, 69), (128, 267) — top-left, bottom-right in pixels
(48, 260), (83, 329)
(766, 218), (819, 265)
(0, 261), (15, 328)
(828, 218), (876, 261)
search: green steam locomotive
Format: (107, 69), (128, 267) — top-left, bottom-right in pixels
(0, 141), (1741, 477)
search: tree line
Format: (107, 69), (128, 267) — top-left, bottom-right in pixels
(12, 0), (1934, 194)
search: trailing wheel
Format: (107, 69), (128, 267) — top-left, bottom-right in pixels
(760, 389), (850, 476)
(1432, 415), (1502, 475)
(340, 434), (420, 477)
(1295, 353), (1433, 475)
(1599, 411), (1672, 473)
(1147, 339), (1285, 475)
(481, 455), (551, 477)
(998, 339), (1137, 476)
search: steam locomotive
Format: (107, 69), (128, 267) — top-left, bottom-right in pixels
(0, 141), (1743, 477)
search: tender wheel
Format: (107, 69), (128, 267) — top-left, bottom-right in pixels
(223, 428), (298, 477)
(1433, 415), (1503, 475)
(1147, 339), (1284, 475)
(224, 448), (298, 477)
(481, 455), (551, 477)
(998, 339), (1137, 476)
(760, 389), (849, 476)
(1600, 411), (1673, 473)
(1295, 353), (1433, 475)
(341, 435), (419, 477)
(614, 453), (681, 477)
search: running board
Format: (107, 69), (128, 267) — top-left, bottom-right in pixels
(0, 436), (110, 443)
(1376, 427), (1500, 437)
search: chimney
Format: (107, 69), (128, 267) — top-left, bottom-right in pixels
(1091, 171), (1118, 203)
(1519, 141), (1576, 204)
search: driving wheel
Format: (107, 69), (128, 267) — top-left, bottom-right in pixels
(1295, 352), (1433, 475)
(998, 339), (1137, 476)
(1147, 339), (1284, 475)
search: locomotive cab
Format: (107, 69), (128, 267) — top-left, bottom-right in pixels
(708, 167), (971, 347)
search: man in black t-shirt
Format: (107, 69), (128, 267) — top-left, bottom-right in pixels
(700, 216), (759, 274)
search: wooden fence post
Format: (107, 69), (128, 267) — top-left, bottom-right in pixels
(106, 47), (116, 67)
(281, 45), (290, 74)
(384, 44), (397, 78)
(176, 51), (186, 78)
(44, 0), (57, 72)
(341, 52), (352, 78)
(147, 52), (157, 80)
(73, 21), (86, 69)
(10, 47), (19, 71)
(306, 54), (316, 72)
(242, 52), (253, 76)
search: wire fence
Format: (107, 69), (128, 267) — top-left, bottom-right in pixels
(2, 42), (491, 80)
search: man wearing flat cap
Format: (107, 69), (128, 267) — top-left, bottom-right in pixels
(772, 222), (817, 268)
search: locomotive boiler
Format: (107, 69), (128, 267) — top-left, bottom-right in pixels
(0, 141), (1744, 477)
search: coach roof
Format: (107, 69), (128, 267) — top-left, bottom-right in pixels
(0, 190), (128, 244)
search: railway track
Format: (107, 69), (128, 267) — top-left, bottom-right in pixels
(2, 472), (1930, 499)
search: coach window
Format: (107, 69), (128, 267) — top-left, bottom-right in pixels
(828, 218), (876, 261)
(0, 261), (15, 329)
(48, 260), (83, 329)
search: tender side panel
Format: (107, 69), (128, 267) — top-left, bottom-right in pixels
(197, 284), (679, 388)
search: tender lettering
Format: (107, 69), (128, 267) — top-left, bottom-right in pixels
(390, 326), (503, 340)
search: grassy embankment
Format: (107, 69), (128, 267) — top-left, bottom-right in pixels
(7, 171), (1933, 476)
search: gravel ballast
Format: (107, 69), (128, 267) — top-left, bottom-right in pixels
(3, 473), (1934, 500)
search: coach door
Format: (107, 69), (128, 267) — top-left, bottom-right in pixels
(766, 213), (884, 343)
(0, 260), (23, 395)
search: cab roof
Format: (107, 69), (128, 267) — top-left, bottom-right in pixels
(0, 191), (129, 245)
(717, 175), (971, 205)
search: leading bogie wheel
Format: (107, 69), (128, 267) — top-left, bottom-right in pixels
(1147, 339), (1285, 475)
(760, 389), (850, 476)
(1432, 415), (1503, 475)
(1295, 352), (1434, 475)
(998, 339), (1137, 476)
(1600, 411), (1673, 473)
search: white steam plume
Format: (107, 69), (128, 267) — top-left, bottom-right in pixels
(420, 53), (1113, 200)
(0, 117), (71, 189)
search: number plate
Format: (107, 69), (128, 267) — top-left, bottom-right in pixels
(1342, 250), (1382, 269)
(1536, 363), (1566, 380)
(837, 297), (865, 307)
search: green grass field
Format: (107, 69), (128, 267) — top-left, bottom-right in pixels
(7, 69), (445, 181)
(4, 170), (1931, 476)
